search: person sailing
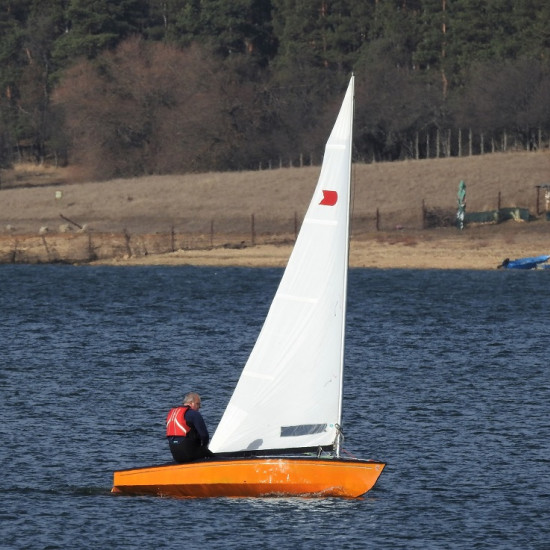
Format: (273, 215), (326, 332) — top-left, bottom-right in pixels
(166, 392), (214, 462)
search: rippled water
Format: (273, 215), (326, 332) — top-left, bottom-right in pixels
(1, 265), (548, 549)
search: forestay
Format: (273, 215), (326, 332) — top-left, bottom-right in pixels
(210, 77), (355, 455)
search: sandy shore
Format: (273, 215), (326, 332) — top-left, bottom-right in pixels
(1, 221), (547, 270)
(89, 224), (550, 270)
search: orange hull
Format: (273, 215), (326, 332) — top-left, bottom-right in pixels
(112, 457), (385, 498)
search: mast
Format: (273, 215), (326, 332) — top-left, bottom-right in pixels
(335, 74), (354, 458)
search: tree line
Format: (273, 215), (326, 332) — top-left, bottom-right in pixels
(1, 0), (549, 180)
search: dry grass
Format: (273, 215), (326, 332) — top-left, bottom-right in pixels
(1, 151), (549, 235)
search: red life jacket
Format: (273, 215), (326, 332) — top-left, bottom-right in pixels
(166, 406), (192, 437)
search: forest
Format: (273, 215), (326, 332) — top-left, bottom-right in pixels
(0, 0), (549, 180)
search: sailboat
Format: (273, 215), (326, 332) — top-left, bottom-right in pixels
(112, 75), (385, 498)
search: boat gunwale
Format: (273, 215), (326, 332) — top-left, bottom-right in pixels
(113, 455), (386, 474)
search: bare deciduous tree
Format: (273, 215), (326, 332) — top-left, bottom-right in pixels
(52, 38), (243, 180)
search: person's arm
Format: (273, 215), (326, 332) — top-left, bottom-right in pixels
(186, 409), (210, 446)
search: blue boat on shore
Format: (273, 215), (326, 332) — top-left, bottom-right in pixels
(498, 255), (550, 269)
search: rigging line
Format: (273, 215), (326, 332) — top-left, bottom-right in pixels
(341, 448), (358, 460)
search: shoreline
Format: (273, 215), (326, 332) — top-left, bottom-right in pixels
(1, 221), (548, 271)
(88, 226), (549, 270)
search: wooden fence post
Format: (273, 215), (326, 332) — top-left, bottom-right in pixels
(41, 235), (52, 262)
(123, 228), (132, 257)
(426, 132), (430, 159)
(10, 239), (18, 263)
(88, 232), (96, 261)
(422, 199), (426, 229)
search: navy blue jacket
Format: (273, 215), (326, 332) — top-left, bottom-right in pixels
(184, 408), (210, 446)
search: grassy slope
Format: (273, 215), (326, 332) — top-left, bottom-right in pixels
(1, 151), (549, 236)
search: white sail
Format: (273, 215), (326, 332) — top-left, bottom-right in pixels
(210, 76), (354, 455)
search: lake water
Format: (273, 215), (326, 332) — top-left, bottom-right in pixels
(1, 265), (548, 549)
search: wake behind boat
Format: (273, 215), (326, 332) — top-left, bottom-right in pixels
(112, 76), (385, 498)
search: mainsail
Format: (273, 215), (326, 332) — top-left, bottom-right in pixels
(210, 77), (355, 455)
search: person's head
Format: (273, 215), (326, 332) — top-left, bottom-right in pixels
(183, 392), (201, 411)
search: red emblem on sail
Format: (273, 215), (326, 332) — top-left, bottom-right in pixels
(320, 190), (338, 206)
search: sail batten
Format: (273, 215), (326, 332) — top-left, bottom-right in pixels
(277, 294), (318, 304)
(304, 218), (338, 226)
(243, 372), (274, 380)
(326, 144), (347, 150)
(210, 76), (354, 455)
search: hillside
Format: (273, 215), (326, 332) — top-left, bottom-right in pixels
(2, 151), (549, 233)
(0, 151), (549, 268)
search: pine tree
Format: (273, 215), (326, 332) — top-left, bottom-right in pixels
(167, 0), (275, 70)
(0, 0), (32, 164)
(53, 0), (150, 63)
